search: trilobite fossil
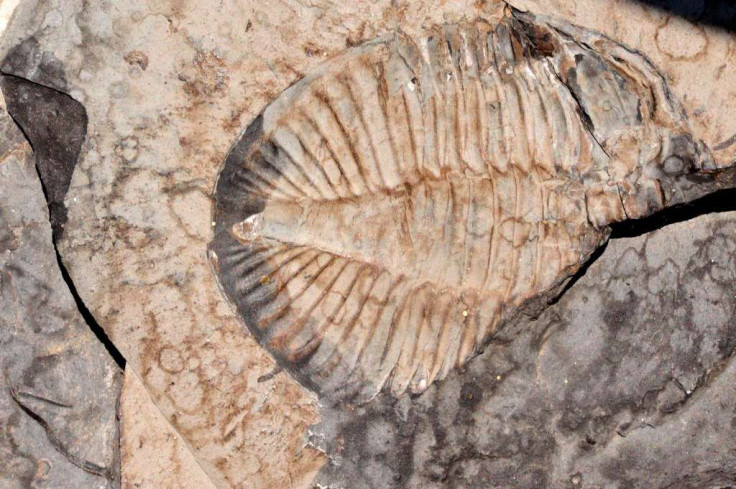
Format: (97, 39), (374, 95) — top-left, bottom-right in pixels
(209, 8), (735, 403)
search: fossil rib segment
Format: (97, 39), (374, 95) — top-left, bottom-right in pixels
(211, 9), (724, 403)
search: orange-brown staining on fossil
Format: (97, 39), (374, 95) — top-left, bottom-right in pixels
(159, 346), (185, 374)
(231, 214), (263, 244)
(210, 9), (717, 404)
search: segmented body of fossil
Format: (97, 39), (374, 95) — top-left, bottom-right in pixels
(210, 8), (733, 403)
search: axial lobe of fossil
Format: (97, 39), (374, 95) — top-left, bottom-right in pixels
(210, 9), (732, 403)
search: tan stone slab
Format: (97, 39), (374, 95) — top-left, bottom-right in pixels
(121, 366), (218, 489)
(0, 0), (21, 37)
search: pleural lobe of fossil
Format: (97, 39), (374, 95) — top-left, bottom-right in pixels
(210, 8), (717, 404)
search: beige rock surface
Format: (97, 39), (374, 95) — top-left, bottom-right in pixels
(120, 367), (217, 489)
(0, 0), (732, 487)
(0, 0), (21, 37)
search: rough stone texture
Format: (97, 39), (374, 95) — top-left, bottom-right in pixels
(120, 367), (217, 489)
(0, 0), (21, 36)
(0, 0), (733, 487)
(0, 99), (121, 487)
(310, 211), (736, 488)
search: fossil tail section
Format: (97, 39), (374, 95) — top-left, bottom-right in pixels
(513, 9), (725, 221)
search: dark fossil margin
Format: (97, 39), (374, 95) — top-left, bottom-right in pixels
(212, 113), (267, 236)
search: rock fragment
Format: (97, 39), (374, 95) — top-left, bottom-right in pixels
(0, 101), (121, 488)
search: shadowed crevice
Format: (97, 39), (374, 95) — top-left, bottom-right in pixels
(53, 248), (127, 369)
(610, 187), (736, 238)
(634, 0), (736, 33)
(547, 239), (610, 307)
(550, 188), (736, 307)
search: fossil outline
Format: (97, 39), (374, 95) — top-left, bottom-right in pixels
(209, 8), (735, 404)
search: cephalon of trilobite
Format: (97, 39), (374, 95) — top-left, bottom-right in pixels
(209, 8), (736, 404)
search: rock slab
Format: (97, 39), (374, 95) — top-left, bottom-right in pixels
(0, 0), (733, 487)
(0, 101), (121, 487)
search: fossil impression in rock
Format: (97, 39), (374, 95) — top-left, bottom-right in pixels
(210, 9), (734, 403)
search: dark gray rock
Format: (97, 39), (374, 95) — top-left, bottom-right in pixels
(0, 46), (88, 241)
(0, 106), (121, 488)
(311, 210), (736, 489)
